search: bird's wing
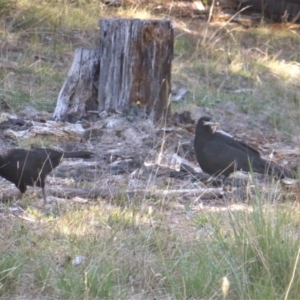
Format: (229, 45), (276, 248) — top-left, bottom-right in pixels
(234, 140), (261, 157)
(214, 132), (261, 157)
(33, 148), (63, 167)
(13, 150), (59, 185)
(202, 140), (255, 175)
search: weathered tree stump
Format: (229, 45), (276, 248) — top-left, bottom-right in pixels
(53, 48), (100, 122)
(53, 19), (174, 124)
(99, 19), (173, 123)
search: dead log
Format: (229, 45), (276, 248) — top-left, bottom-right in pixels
(53, 48), (100, 122)
(98, 18), (173, 123)
(4, 120), (88, 142)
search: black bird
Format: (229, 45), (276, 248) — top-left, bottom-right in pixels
(194, 116), (294, 181)
(0, 148), (94, 204)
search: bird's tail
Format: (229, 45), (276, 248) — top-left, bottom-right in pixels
(63, 151), (94, 159)
(252, 157), (295, 179)
(265, 162), (296, 179)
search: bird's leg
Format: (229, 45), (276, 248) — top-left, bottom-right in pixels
(204, 175), (224, 187)
(222, 175), (229, 186)
(42, 187), (47, 205)
(16, 192), (24, 205)
(222, 175), (233, 192)
(205, 175), (215, 183)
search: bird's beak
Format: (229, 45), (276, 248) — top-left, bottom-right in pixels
(203, 121), (218, 126)
(203, 121), (219, 133)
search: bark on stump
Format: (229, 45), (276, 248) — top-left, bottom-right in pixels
(53, 48), (100, 122)
(98, 19), (173, 123)
(53, 19), (173, 124)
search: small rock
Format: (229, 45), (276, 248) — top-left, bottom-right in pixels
(72, 255), (86, 266)
(171, 87), (189, 102)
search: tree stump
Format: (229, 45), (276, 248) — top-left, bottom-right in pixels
(53, 48), (100, 122)
(98, 19), (173, 123)
(53, 19), (174, 124)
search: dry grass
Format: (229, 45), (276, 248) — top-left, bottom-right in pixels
(0, 194), (299, 299)
(172, 22), (300, 136)
(0, 0), (300, 299)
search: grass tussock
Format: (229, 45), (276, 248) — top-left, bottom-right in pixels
(0, 197), (299, 299)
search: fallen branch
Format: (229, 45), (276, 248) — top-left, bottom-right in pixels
(48, 187), (224, 200)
